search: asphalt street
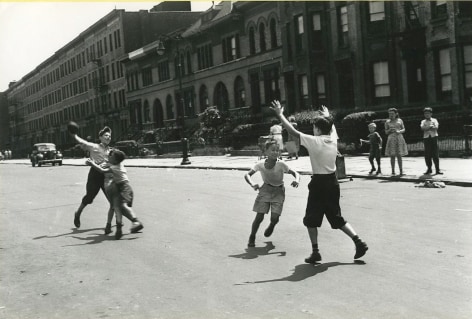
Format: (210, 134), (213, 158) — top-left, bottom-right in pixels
(0, 164), (471, 319)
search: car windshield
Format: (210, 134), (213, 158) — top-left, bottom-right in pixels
(37, 144), (56, 151)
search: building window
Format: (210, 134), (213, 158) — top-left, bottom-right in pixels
(259, 23), (266, 52)
(186, 51), (192, 74)
(295, 15), (304, 52)
(464, 45), (472, 90)
(234, 76), (246, 108)
(299, 74), (308, 109)
(270, 18), (278, 48)
(158, 61), (170, 82)
(437, 48), (451, 98)
(142, 67), (153, 87)
(373, 61), (390, 97)
(263, 68), (280, 105)
(369, 1), (385, 21)
(338, 5), (348, 47)
(312, 13), (323, 50)
(222, 34), (240, 63)
(315, 74), (326, 100)
(166, 94), (175, 120)
(459, 1), (472, 18)
(432, 1), (447, 19)
(249, 27), (256, 55)
(197, 43), (213, 70)
(199, 85), (209, 112)
(214, 82), (230, 111)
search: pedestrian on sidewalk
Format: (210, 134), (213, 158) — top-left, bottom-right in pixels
(86, 149), (143, 239)
(70, 126), (114, 228)
(384, 108), (408, 176)
(270, 100), (368, 262)
(421, 107), (443, 175)
(269, 119), (284, 158)
(244, 140), (300, 248)
(360, 122), (382, 175)
(286, 116), (300, 160)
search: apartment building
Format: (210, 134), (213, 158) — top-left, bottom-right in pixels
(122, 1), (283, 139)
(6, 3), (200, 156)
(280, 1), (472, 122)
(4, 1), (472, 156)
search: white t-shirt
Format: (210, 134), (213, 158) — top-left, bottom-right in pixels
(300, 132), (337, 174)
(252, 160), (290, 186)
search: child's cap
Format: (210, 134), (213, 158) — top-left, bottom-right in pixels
(368, 123), (377, 128)
(423, 107), (433, 113)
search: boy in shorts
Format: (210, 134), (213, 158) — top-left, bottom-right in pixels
(86, 149), (143, 239)
(270, 100), (368, 262)
(360, 122), (382, 175)
(244, 140), (300, 247)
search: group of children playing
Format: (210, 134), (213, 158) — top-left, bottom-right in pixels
(70, 100), (370, 262)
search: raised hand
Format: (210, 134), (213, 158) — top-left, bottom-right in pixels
(320, 105), (330, 117)
(270, 100), (283, 115)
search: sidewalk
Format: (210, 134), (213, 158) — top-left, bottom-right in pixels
(1, 155), (471, 187)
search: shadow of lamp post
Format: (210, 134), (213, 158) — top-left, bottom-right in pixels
(157, 36), (191, 165)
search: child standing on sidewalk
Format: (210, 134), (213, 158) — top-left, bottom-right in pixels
(86, 149), (143, 239)
(270, 100), (368, 262)
(360, 123), (383, 175)
(244, 140), (300, 247)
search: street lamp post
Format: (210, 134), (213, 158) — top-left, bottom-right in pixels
(157, 36), (191, 165)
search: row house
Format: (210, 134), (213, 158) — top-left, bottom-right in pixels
(280, 1), (472, 123)
(122, 1), (283, 139)
(6, 3), (201, 156)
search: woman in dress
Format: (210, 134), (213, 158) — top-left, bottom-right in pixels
(384, 108), (408, 175)
(269, 119), (284, 157)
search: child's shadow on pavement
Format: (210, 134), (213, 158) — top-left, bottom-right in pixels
(228, 241), (286, 260)
(236, 260), (366, 285)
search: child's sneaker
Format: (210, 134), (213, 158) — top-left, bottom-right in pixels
(369, 168), (375, 174)
(130, 221), (144, 233)
(104, 223), (112, 235)
(247, 234), (256, 247)
(304, 251), (322, 263)
(264, 223), (275, 237)
(115, 224), (123, 240)
(354, 241), (368, 259)
(376, 169), (382, 175)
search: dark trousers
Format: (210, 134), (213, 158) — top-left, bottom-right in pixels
(424, 136), (440, 171)
(81, 167), (107, 205)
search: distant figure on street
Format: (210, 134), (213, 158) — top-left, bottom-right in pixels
(421, 107), (443, 175)
(269, 119), (284, 156)
(270, 100), (368, 263)
(384, 108), (408, 176)
(86, 149), (143, 239)
(360, 122), (382, 175)
(244, 140), (300, 248)
(286, 116), (300, 160)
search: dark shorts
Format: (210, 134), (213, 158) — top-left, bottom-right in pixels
(304, 173), (347, 229)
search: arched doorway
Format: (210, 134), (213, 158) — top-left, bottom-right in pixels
(213, 82), (229, 112)
(153, 98), (164, 128)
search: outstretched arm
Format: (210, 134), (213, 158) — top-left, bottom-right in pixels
(270, 100), (300, 138)
(288, 169), (300, 188)
(86, 158), (110, 173)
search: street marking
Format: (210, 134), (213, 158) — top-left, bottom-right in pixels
(454, 209), (472, 212)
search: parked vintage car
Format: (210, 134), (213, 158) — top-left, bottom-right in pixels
(30, 143), (63, 167)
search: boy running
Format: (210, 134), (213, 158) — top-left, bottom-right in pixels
(244, 140), (300, 247)
(86, 149), (143, 239)
(270, 100), (368, 262)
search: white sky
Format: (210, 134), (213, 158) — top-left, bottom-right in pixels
(0, 1), (214, 92)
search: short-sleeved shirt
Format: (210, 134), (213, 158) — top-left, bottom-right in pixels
(420, 118), (439, 138)
(81, 141), (110, 165)
(300, 133), (337, 174)
(252, 160), (290, 186)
